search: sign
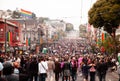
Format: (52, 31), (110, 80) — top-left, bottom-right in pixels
(42, 47), (47, 54)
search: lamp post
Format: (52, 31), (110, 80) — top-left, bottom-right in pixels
(37, 25), (41, 54)
(38, 27), (41, 45)
(24, 20), (29, 51)
(46, 27), (48, 47)
(4, 19), (7, 54)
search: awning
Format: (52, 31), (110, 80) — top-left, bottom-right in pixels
(15, 43), (24, 46)
(10, 43), (24, 47)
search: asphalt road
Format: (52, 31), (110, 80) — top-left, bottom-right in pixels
(76, 71), (119, 81)
(58, 70), (119, 81)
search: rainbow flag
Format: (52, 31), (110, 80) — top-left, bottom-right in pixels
(20, 9), (32, 18)
(101, 33), (104, 41)
(101, 32), (107, 42)
(26, 38), (28, 46)
(6, 32), (12, 44)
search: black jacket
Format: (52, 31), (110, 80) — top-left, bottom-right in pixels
(96, 62), (108, 74)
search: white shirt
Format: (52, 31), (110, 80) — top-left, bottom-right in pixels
(38, 61), (48, 74)
(0, 62), (3, 71)
(14, 68), (19, 74)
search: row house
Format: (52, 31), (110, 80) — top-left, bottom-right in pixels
(0, 10), (13, 19)
(11, 19), (39, 50)
(44, 19), (66, 41)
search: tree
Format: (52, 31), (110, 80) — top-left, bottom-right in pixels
(7, 9), (12, 12)
(114, 35), (120, 53)
(38, 17), (49, 23)
(32, 13), (36, 19)
(12, 10), (21, 18)
(101, 35), (115, 54)
(79, 24), (87, 37)
(88, 0), (120, 54)
(65, 23), (74, 31)
(101, 34), (120, 55)
(58, 29), (66, 38)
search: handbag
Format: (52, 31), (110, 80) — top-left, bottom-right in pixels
(41, 62), (48, 77)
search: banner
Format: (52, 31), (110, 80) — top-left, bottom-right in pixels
(7, 32), (12, 44)
(101, 33), (104, 41)
(20, 9), (32, 18)
(101, 32), (107, 42)
(26, 38), (28, 46)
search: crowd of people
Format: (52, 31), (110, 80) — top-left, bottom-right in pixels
(0, 39), (119, 81)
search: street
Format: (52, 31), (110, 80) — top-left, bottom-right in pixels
(58, 70), (119, 81)
(76, 71), (119, 81)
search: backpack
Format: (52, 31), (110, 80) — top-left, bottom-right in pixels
(89, 66), (96, 72)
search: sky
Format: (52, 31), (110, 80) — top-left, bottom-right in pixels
(0, 0), (97, 30)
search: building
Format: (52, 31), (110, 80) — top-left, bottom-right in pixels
(0, 18), (20, 53)
(44, 19), (66, 40)
(0, 10), (13, 19)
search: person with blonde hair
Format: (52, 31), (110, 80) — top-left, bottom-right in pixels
(47, 57), (55, 81)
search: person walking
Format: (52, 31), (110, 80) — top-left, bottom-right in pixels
(47, 57), (55, 81)
(70, 57), (78, 81)
(38, 56), (48, 81)
(0, 60), (3, 77)
(117, 65), (120, 81)
(0, 60), (7, 81)
(89, 59), (96, 81)
(54, 58), (61, 81)
(81, 57), (89, 81)
(3, 61), (19, 81)
(28, 56), (38, 81)
(62, 56), (71, 81)
(96, 59), (108, 81)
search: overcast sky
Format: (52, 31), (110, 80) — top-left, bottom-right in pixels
(0, 0), (97, 30)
